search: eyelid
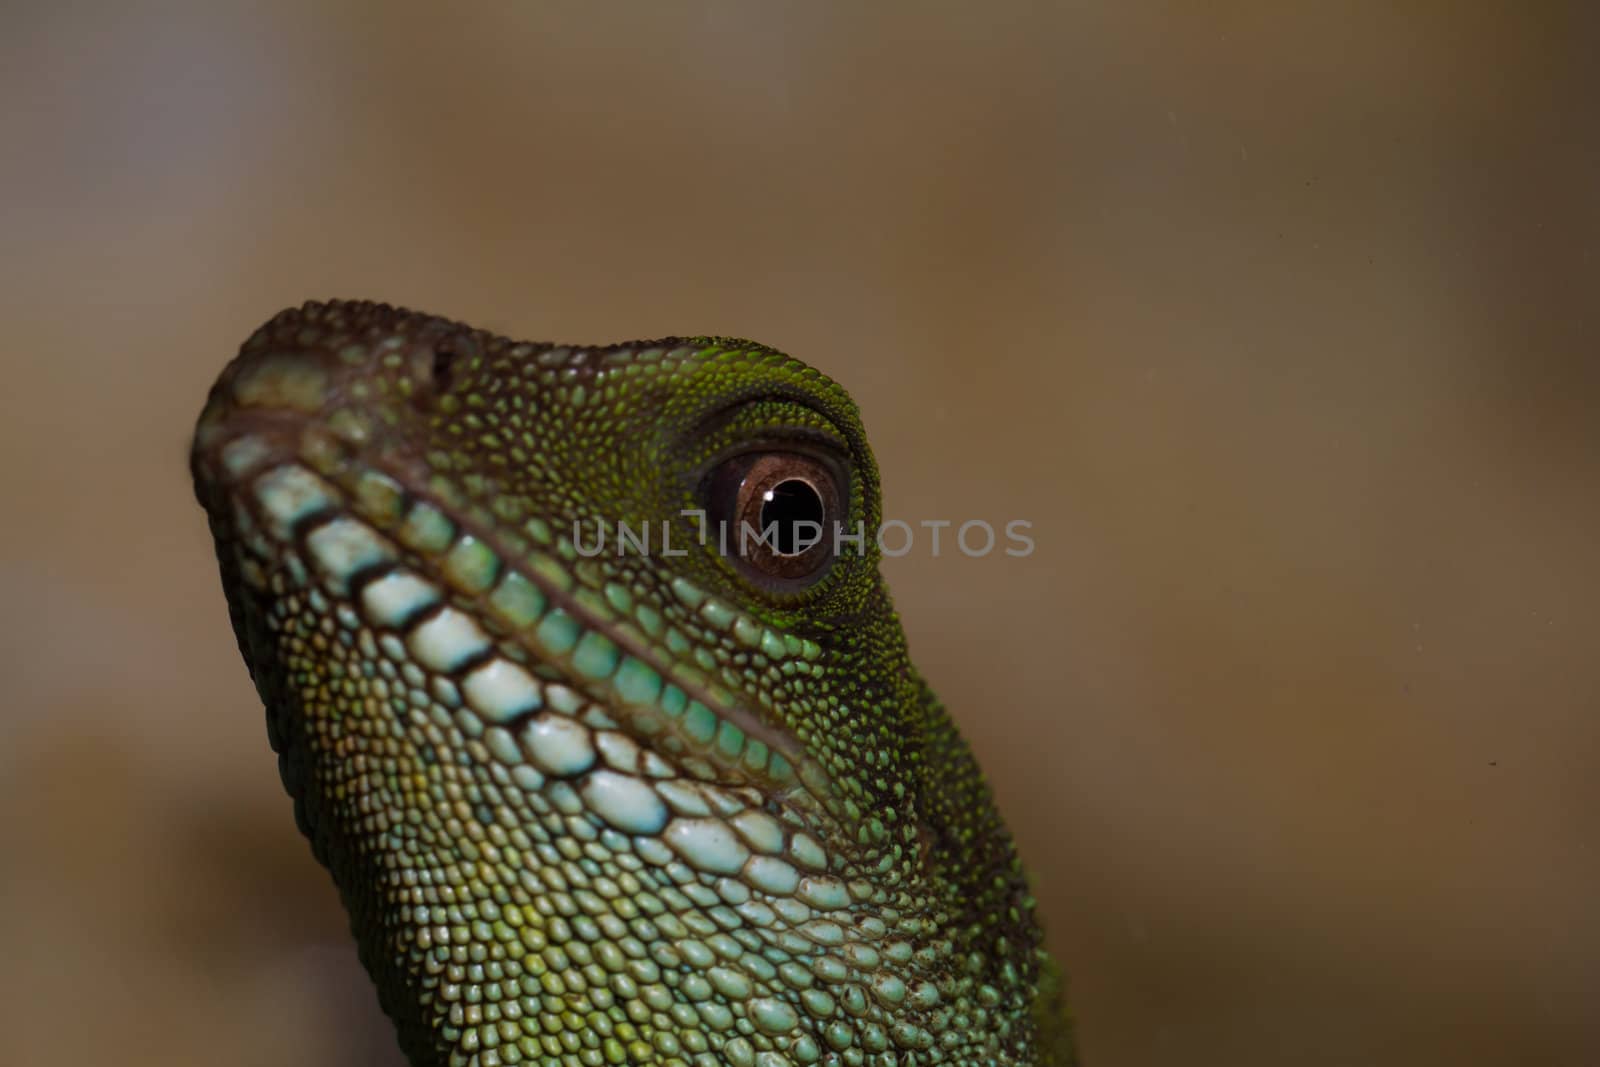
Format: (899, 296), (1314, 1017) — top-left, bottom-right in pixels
(685, 392), (852, 454)
(699, 429), (851, 472)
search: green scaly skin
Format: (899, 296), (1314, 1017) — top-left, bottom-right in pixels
(191, 301), (1075, 1066)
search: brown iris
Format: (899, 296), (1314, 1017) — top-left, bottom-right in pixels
(704, 452), (841, 587)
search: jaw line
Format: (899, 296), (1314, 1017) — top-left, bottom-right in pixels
(196, 416), (833, 813)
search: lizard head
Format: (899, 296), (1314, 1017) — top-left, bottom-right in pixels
(192, 300), (1070, 1065)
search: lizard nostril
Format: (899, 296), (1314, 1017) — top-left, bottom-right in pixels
(415, 330), (480, 401)
(430, 339), (461, 392)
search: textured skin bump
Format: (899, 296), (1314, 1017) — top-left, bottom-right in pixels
(191, 301), (1076, 1066)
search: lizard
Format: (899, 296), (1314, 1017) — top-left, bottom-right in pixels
(190, 300), (1077, 1067)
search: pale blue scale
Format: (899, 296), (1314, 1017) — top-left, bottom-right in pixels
(742, 855), (800, 895)
(701, 784), (747, 818)
(770, 896), (812, 926)
(870, 974), (907, 1007)
(509, 764), (545, 792)
(663, 817), (750, 875)
(633, 835), (674, 867)
(715, 878), (751, 906)
(579, 705), (621, 731)
(483, 726), (523, 765)
(359, 571), (443, 628)
(638, 750), (674, 779)
(799, 919), (845, 947)
(799, 988), (836, 1021)
(786, 831), (827, 872)
(844, 943), (880, 968)
(406, 607), (492, 672)
(654, 779), (711, 817)
(579, 770), (669, 834)
(710, 966), (752, 1004)
(809, 955), (847, 983)
(454, 707), (483, 738)
(797, 876), (852, 911)
(734, 900), (775, 928)
(728, 810), (784, 855)
(460, 658), (542, 723)
(544, 684), (583, 715)
(546, 780), (583, 817)
(519, 713), (597, 776)
(749, 997), (800, 1036)
(305, 518), (395, 589)
(594, 731), (642, 773)
(430, 677), (461, 709)
(678, 939), (716, 968)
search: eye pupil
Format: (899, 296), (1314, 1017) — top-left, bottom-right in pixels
(760, 479), (825, 555)
(702, 451), (844, 590)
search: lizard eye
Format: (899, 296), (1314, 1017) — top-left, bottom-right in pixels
(704, 452), (842, 588)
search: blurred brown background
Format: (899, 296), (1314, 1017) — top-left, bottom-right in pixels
(2, 3), (1596, 1065)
